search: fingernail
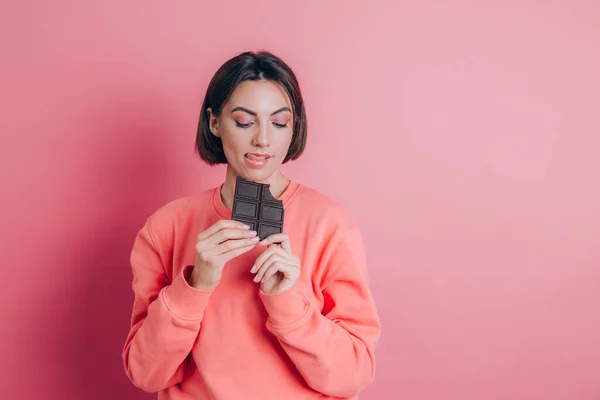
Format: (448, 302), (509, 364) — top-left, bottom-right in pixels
(260, 239), (266, 245)
(243, 224), (250, 229)
(253, 275), (259, 282)
(251, 237), (259, 242)
(251, 265), (256, 273)
(249, 230), (257, 236)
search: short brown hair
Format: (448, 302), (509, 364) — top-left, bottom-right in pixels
(196, 51), (307, 165)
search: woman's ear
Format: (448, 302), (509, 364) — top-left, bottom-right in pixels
(206, 108), (220, 138)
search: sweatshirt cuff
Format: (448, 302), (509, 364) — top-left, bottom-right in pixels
(259, 285), (310, 327)
(163, 265), (213, 320)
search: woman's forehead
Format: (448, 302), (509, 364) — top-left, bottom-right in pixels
(227, 80), (292, 112)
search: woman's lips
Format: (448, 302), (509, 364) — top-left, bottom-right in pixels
(244, 153), (272, 168)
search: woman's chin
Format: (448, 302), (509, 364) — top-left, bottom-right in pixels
(244, 171), (275, 183)
(234, 166), (277, 183)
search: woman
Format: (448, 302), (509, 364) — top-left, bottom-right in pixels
(122, 51), (381, 400)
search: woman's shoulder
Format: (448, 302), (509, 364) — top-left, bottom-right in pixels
(152, 191), (206, 216)
(293, 183), (360, 231)
(142, 189), (214, 233)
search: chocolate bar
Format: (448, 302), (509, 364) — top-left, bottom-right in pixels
(231, 176), (284, 241)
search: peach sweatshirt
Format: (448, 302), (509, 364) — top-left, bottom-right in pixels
(122, 181), (381, 399)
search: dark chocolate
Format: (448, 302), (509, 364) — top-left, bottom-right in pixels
(231, 176), (284, 241)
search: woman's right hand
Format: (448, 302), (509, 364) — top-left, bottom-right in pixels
(187, 220), (259, 291)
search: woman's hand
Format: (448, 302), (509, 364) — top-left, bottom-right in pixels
(250, 233), (301, 294)
(188, 220), (259, 291)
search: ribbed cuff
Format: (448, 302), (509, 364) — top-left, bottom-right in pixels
(163, 265), (213, 321)
(259, 285), (310, 327)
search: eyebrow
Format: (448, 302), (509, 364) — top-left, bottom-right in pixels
(230, 106), (291, 116)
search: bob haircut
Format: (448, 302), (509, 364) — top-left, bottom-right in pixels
(196, 51), (307, 165)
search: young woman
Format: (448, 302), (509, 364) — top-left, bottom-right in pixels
(122, 51), (381, 400)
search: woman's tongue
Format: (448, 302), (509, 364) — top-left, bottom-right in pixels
(245, 153), (270, 168)
(245, 153), (266, 161)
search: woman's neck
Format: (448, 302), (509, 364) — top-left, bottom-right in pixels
(220, 165), (290, 210)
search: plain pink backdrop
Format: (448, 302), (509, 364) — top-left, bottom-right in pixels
(1, 1), (599, 399)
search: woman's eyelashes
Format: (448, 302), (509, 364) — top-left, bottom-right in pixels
(234, 120), (289, 129)
(235, 121), (253, 128)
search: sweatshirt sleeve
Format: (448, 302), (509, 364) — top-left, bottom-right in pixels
(259, 227), (381, 398)
(122, 219), (213, 393)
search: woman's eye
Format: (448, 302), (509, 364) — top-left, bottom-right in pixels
(235, 120), (287, 128)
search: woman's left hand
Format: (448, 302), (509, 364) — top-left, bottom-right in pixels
(250, 233), (301, 294)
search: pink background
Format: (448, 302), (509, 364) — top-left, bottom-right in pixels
(1, 1), (599, 399)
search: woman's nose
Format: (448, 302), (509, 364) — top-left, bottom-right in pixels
(252, 123), (269, 147)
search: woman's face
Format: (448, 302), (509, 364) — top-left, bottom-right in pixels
(208, 79), (294, 183)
